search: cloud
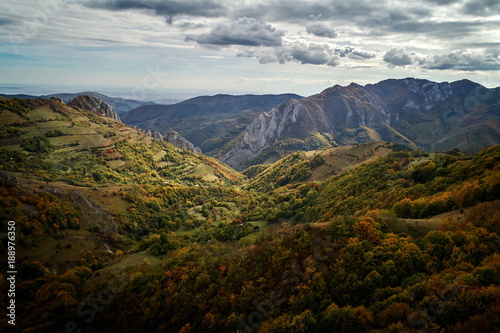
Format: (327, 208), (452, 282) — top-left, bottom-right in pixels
(0, 17), (16, 26)
(185, 17), (284, 47)
(176, 20), (207, 30)
(288, 43), (339, 66)
(386, 21), (483, 40)
(423, 0), (460, 5)
(335, 46), (375, 59)
(234, 1), (335, 22)
(84, 0), (227, 23)
(383, 48), (415, 67)
(238, 42), (357, 67)
(305, 23), (337, 38)
(237, 42), (377, 67)
(422, 50), (500, 71)
(384, 48), (500, 71)
(462, 0), (500, 16)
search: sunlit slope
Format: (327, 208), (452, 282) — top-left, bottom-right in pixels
(0, 97), (244, 186)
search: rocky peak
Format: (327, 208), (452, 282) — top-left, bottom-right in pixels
(68, 95), (120, 121)
(222, 78), (499, 170)
(50, 96), (64, 103)
(222, 99), (304, 170)
(165, 130), (202, 154)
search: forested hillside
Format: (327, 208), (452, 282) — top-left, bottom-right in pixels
(0, 96), (499, 332)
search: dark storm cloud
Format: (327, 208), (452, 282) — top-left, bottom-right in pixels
(350, 50), (376, 60)
(462, 0), (500, 16)
(422, 51), (500, 71)
(0, 16), (15, 26)
(306, 23), (337, 38)
(79, 0), (499, 72)
(84, 0), (227, 23)
(387, 21), (482, 39)
(422, 0), (460, 5)
(384, 48), (500, 71)
(334, 46), (375, 59)
(234, 1), (336, 22)
(177, 21), (206, 29)
(185, 18), (284, 47)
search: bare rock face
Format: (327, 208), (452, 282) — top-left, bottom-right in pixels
(0, 171), (20, 188)
(144, 129), (164, 140)
(135, 127), (202, 154)
(69, 191), (118, 233)
(50, 96), (64, 103)
(222, 99), (304, 170)
(165, 130), (202, 154)
(68, 95), (120, 121)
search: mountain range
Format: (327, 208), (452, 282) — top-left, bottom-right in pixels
(0, 91), (158, 114)
(120, 93), (303, 156)
(117, 78), (500, 170)
(1, 87), (499, 333)
(221, 78), (500, 170)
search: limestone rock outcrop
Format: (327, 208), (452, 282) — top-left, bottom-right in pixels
(68, 95), (120, 121)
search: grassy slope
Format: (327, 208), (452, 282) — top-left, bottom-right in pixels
(0, 97), (244, 186)
(247, 141), (395, 191)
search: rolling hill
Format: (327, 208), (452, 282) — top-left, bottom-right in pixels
(244, 141), (397, 191)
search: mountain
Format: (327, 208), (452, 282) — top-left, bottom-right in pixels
(1, 94), (499, 333)
(121, 93), (303, 156)
(68, 95), (121, 121)
(0, 96), (241, 186)
(0, 91), (157, 114)
(222, 78), (500, 170)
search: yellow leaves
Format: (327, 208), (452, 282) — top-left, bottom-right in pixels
(353, 217), (381, 245)
(384, 237), (400, 246)
(59, 270), (80, 286)
(346, 237), (359, 246)
(364, 270), (383, 287)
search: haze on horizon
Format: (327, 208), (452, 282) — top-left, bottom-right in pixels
(0, 0), (499, 100)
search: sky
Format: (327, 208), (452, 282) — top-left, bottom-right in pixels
(0, 0), (499, 101)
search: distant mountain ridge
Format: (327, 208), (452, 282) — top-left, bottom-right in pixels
(0, 91), (157, 114)
(222, 78), (500, 170)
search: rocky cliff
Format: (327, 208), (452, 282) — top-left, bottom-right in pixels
(135, 127), (202, 154)
(223, 78), (500, 170)
(121, 93), (303, 156)
(68, 95), (121, 121)
(165, 130), (202, 154)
